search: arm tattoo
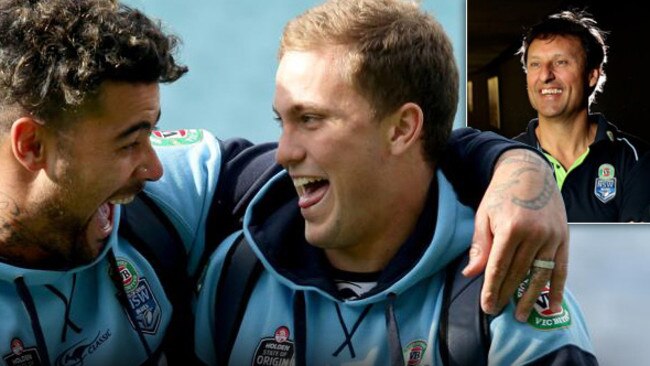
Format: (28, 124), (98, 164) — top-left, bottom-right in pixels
(0, 192), (38, 247)
(489, 150), (555, 211)
(511, 170), (555, 210)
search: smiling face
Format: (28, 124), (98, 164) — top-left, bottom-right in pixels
(274, 47), (400, 258)
(526, 34), (599, 122)
(27, 81), (163, 266)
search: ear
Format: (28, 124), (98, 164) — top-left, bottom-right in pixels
(386, 102), (424, 156)
(587, 68), (600, 88)
(10, 117), (47, 171)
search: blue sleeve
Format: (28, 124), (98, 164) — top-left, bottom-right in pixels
(440, 127), (543, 208)
(204, 139), (282, 256)
(144, 132), (281, 277)
(488, 288), (597, 365)
(194, 232), (242, 365)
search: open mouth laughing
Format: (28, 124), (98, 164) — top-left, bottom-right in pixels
(293, 176), (329, 210)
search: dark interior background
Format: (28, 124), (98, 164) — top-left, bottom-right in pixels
(468, 0), (650, 143)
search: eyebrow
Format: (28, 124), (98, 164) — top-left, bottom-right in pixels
(272, 103), (321, 117)
(115, 109), (161, 141)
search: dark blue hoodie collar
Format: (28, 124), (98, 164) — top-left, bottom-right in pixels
(246, 173), (438, 299)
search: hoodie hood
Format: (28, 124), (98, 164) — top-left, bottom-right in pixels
(0, 206), (122, 286)
(242, 169), (475, 305)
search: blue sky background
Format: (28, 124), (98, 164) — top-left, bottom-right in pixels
(124, 0), (465, 142)
(123, 1), (648, 364)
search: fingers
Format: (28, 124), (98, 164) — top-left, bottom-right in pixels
(515, 265), (553, 321)
(480, 227), (519, 315)
(496, 236), (542, 319)
(513, 234), (564, 321)
(463, 203), (492, 278)
(548, 238), (568, 313)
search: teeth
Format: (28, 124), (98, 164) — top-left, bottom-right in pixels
(293, 177), (324, 188)
(109, 196), (135, 205)
(292, 177), (325, 198)
(541, 88), (562, 95)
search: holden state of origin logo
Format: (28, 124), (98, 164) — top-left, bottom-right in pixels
(516, 278), (571, 330)
(116, 259), (139, 292)
(150, 129), (203, 146)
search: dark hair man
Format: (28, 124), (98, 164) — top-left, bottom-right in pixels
(515, 10), (650, 222)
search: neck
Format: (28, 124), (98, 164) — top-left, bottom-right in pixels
(0, 191), (58, 268)
(0, 168), (97, 269)
(536, 110), (596, 169)
(325, 161), (435, 273)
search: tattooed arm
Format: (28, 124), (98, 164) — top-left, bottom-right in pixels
(463, 149), (568, 321)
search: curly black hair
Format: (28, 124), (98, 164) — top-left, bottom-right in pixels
(0, 0), (188, 121)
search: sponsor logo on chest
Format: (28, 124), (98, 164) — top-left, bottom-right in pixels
(3, 338), (42, 366)
(516, 278), (572, 330)
(594, 163), (617, 203)
(114, 259), (162, 334)
(252, 326), (295, 366)
(150, 129), (204, 146)
(403, 340), (428, 366)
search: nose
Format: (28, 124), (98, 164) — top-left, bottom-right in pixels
(275, 125), (305, 168)
(540, 63), (555, 83)
(137, 144), (164, 182)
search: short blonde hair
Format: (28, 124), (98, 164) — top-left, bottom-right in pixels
(280, 0), (458, 161)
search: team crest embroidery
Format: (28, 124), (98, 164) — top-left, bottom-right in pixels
(115, 259), (162, 334)
(252, 326), (295, 366)
(2, 338), (42, 366)
(403, 340), (427, 366)
(150, 129), (204, 146)
(594, 163), (616, 203)
(516, 278), (571, 330)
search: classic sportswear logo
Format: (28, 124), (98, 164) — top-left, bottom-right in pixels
(150, 129), (203, 146)
(54, 330), (111, 366)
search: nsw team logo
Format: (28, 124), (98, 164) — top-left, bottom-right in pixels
(150, 129), (203, 146)
(252, 326), (295, 366)
(3, 338), (42, 366)
(516, 279), (571, 330)
(115, 259), (162, 334)
(403, 340), (427, 366)
(594, 163), (616, 203)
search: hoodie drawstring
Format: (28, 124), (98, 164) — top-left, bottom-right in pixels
(45, 273), (82, 342)
(107, 249), (153, 358)
(385, 292), (405, 366)
(15, 277), (52, 366)
(332, 302), (373, 358)
(293, 290), (307, 366)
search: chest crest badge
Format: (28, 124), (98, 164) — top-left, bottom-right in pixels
(594, 163), (616, 203)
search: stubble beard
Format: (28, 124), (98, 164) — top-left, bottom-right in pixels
(0, 186), (100, 269)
